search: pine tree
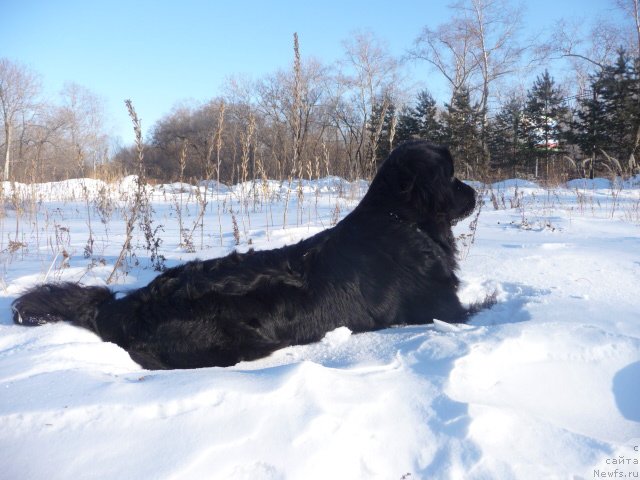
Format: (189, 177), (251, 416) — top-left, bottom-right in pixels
(442, 86), (483, 176)
(522, 70), (569, 176)
(571, 74), (613, 174)
(523, 70), (567, 151)
(573, 50), (640, 175)
(395, 105), (420, 143)
(395, 89), (444, 145)
(488, 95), (525, 176)
(413, 90), (444, 143)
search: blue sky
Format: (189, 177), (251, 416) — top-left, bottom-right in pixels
(1, 0), (628, 146)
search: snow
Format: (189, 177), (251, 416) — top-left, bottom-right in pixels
(1, 176), (639, 479)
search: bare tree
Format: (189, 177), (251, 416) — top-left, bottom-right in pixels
(254, 40), (331, 178)
(463, 0), (526, 147)
(292, 32), (303, 173)
(543, 0), (640, 93)
(0, 58), (41, 181)
(339, 31), (401, 178)
(22, 105), (67, 182)
(615, 0), (640, 57)
(410, 16), (478, 104)
(548, 16), (629, 93)
(411, 0), (526, 160)
(59, 82), (109, 176)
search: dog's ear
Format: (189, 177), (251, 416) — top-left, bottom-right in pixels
(408, 144), (455, 214)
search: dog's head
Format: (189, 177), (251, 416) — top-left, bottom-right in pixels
(363, 141), (476, 225)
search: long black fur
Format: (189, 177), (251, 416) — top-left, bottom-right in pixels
(12, 141), (479, 370)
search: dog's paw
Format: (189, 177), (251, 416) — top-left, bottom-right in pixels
(12, 307), (61, 326)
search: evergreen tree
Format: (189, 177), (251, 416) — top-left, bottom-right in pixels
(395, 105), (420, 143)
(522, 71), (568, 154)
(521, 70), (569, 176)
(573, 50), (640, 175)
(413, 90), (444, 143)
(442, 86), (483, 176)
(395, 90), (444, 145)
(488, 95), (525, 176)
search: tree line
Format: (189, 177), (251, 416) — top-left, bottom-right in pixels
(0, 61), (109, 182)
(382, 51), (640, 180)
(3, 0), (640, 184)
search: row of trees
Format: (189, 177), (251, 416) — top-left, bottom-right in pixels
(124, 50), (640, 184)
(120, 32), (407, 184)
(0, 58), (109, 182)
(3, 0), (640, 184)
(374, 50), (640, 180)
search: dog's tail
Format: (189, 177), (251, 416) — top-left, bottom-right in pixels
(12, 282), (114, 333)
(465, 290), (498, 319)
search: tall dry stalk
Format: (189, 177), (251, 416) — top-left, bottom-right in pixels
(255, 147), (272, 240)
(74, 147), (97, 260)
(283, 32), (304, 229)
(215, 101), (226, 246)
(239, 111), (255, 237)
(201, 104), (225, 249)
(282, 172), (293, 230)
(457, 196), (484, 261)
(174, 140), (193, 251)
(292, 32), (303, 174)
(107, 100), (145, 284)
(296, 159), (304, 227)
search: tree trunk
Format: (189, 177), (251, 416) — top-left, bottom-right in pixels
(3, 124), (11, 181)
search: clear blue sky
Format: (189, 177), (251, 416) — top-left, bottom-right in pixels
(1, 0), (628, 146)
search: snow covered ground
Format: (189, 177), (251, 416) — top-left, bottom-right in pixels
(0, 175), (639, 480)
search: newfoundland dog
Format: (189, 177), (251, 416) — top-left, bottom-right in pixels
(12, 141), (479, 370)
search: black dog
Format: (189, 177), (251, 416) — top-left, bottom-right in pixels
(12, 141), (479, 370)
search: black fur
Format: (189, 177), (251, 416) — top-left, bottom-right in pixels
(12, 141), (479, 370)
